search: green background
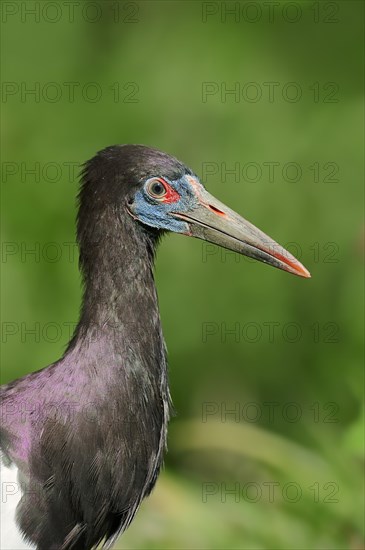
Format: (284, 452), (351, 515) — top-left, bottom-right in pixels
(1, 1), (364, 548)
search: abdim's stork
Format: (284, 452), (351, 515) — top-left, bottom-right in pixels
(0, 145), (310, 549)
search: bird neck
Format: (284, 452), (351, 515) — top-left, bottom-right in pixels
(67, 206), (163, 365)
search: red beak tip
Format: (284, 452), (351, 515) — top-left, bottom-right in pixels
(273, 251), (311, 279)
(295, 264), (311, 278)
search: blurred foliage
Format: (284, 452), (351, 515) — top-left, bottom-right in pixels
(1, 1), (364, 548)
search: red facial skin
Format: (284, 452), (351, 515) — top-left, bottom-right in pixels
(153, 178), (180, 204)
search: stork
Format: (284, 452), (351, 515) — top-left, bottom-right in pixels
(0, 145), (310, 549)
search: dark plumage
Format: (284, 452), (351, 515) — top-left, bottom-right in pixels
(0, 145), (310, 550)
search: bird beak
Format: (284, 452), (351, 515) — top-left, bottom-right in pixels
(173, 187), (311, 278)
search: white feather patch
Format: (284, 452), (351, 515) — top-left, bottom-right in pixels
(0, 459), (35, 549)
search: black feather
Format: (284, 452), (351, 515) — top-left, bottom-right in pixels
(0, 145), (192, 548)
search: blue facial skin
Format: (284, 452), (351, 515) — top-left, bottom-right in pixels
(130, 175), (202, 234)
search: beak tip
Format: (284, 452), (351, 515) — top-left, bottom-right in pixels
(295, 263), (311, 279)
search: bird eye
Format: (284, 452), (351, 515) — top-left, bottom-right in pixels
(146, 178), (168, 200)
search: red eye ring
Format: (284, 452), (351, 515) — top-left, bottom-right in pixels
(145, 177), (180, 204)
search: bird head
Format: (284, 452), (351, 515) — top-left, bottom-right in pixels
(80, 145), (310, 278)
